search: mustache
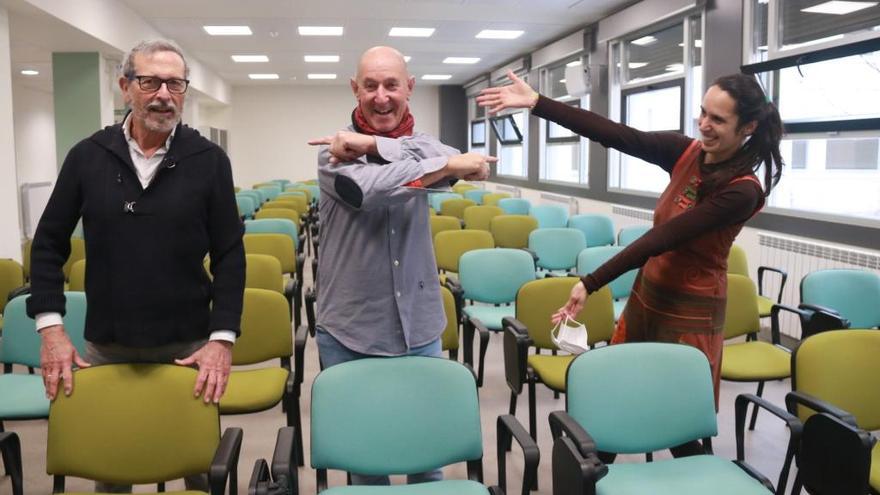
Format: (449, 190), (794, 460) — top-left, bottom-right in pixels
(146, 101), (178, 113)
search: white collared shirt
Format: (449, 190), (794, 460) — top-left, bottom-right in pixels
(36, 115), (235, 344)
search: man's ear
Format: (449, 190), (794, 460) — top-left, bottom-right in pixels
(350, 77), (359, 96)
(407, 75), (415, 94)
(119, 77), (132, 104)
(741, 120), (758, 137)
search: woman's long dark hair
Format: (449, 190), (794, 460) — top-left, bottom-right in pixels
(699, 74), (784, 198)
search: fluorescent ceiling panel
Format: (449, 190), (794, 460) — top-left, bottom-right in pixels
(298, 26), (344, 36)
(443, 57), (480, 64)
(231, 55), (269, 63)
(389, 27), (435, 37)
(422, 74), (452, 80)
(248, 73), (279, 79)
(304, 55), (340, 63)
(203, 25), (252, 36)
(475, 29), (524, 39)
(801, 1), (877, 15)
(308, 73), (337, 79)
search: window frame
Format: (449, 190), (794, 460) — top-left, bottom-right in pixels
(620, 77), (686, 134)
(470, 119), (487, 148)
(489, 114), (524, 145)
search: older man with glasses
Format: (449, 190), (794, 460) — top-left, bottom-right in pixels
(27, 39), (245, 492)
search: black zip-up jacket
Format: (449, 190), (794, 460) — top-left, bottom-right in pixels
(26, 121), (245, 347)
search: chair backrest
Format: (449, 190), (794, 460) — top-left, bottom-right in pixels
(310, 357), (482, 474)
(0, 258), (24, 313)
(576, 246), (637, 300)
(68, 259), (86, 292)
(256, 184), (282, 200)
(617, 225), (651, 246)
(566, 343), (718, 454)
(497, 198), (531, 215)
(273, 196), (309, 216)
(528, 228), (586, 272)
(278, 191), (308, 204)
(244, 254), (284, 293)
(723, 274), (761, 339)
(429, 192), (463, 212)
(440, 198), (477, 219)
(530, 204), (569, 229)
(284, 187), (312, 204)
(255, 208), (301, 225)
(462, 205), (504, 231)
(236, 195), (256, 219)
(568, 214), (615, 247)
(801, 269), (880, 328)
(463, 189), (490, 204)
(429, 215), (462, 239)
(61, 238), (86, 281)
(727, 244), (749, 277)
(489, 215), (539, 249)
(797, 412), (875, 495)
(434, 230), (495, 273)
(235, 288), (292, 365)
(482, 192), (511, 206)
(516, 278), (614, 350)
(47, 364), (220, 484)
(245, 218), (300, 250)
(1, 292), (87, 367)
(243, 233), (296, 274)
(440, 284), (459, 352)
(452, 182), (478, 195)
(792, 329), (880, 430)
(238, 190), (263, 207)
(458, 248), (536, 304)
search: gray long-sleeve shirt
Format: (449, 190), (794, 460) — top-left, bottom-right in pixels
(316, 128), (459, 355)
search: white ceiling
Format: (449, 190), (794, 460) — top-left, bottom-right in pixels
(6, 0), (637, 89)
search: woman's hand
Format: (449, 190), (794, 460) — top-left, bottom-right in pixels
(475, 70), (539, 114)
(551, 281), (588, 325)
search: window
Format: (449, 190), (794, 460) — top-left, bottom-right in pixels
(470, 120), (486, 148)
(467, 95), (487, 154)
(607, 13), (704, 195)
(744, 2), (880, 222)
(539, 56), (590, 185)
(491, 112), (527, 177)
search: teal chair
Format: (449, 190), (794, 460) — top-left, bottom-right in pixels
(251, 188), (271, 204)
(0, 292), (87, 430)
(238, 190), (263, 208)
(529, 204), (568, 229)
(308, 356), (538, 494)
(463, 189), (491, 205)
(550, 343), (787, 495)
(272, 179), (292, 189)
(568, 214), (615, 247)
(256, 184), (282, 200)
(430, 192), (463, 212)
(236, 195), (256, 220)
(801, 269), (880, 329)
(245, 218), (303, 252)
(458, 248), (536, 386)
(528, 228), (586, 276)
(618, 225), (651, 246)
(577, 246), (637, 320)
(497, 198), (531, 215)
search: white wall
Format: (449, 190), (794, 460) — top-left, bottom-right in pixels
(13, 84), (58, 186)
(0, 7), (23, 260)
(229, 84), (440, 188)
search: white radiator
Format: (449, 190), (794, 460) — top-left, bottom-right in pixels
(758, 234), (880, 339)
(540, 192), (579, 215)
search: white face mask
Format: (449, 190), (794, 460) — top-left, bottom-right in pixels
(551, 315), (590, 355)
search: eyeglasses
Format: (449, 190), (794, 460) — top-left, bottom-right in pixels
(132, 75), (189, 94)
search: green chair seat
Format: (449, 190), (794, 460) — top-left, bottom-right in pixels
(0, 374), (50, 419)
(462, 304), (515, 331)
(598, 455), (770, 494)
(322, 479), (489, 494)
(721, 342), (790, 381)
(528, 354), (574, 392)
(756, 296), (774, 318)
(219, 368), (289, 414)
(872, 442), (880, 492)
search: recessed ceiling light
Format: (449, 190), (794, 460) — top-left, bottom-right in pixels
(629, 62), (648, 69)
(231, 55), (269, 63)
(559, 79), (566, 83)
(298, 26), (343, 36)
(203, 25), (252, 36)
(304, 55), (340, 63)
(443, 57), (480, 64)
(802, 1), (877, 15)
(308, 73), (337, 79)
(20, 69), (39, 76)
(475, 29), (524, 39)
(389, 27), (435, 37)
(566, 60), (582, 67)
(249, 73), (279, 80)
(403, 56), (412, 62)
(631, 35), (657, 46)
(422, 74), (452, 80)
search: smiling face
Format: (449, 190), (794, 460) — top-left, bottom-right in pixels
(698, 85), (757, 163)
(119, 50), (186, 137)
(351, 47), (414, 133)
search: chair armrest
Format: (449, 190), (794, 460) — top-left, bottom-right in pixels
(443, 277), (464, 326)
(731, 460), (775, 492)
(497, 414), (540, 495)
(735, 393), (801, 494)
(501, 318), (531, 395)
(552, 435), (607, 495)
(469, 317), (491, 387)
(757, 265), (787, 302)
(209, 427), (244, 495)
(295, 253), (306, 282)
(247, 458), (270, 495)
(797, 304), (850, 338)
(548, 411), (598, 457)
(770, 303), (809, 346)
(270, 427), (297, 494)
(0, 431), (22, 495)
(294, 324), (308, 386)
(785, 391), (858, 427)
(305, 287), (317, 337)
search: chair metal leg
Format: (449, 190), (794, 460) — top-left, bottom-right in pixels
(0, 432), (22, 495)
(527, 379), (539, 491)
(749, 381), (765, 431)
(504, 392), (518, 452)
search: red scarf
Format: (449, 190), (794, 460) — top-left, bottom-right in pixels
(352, 106), (415, 138)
